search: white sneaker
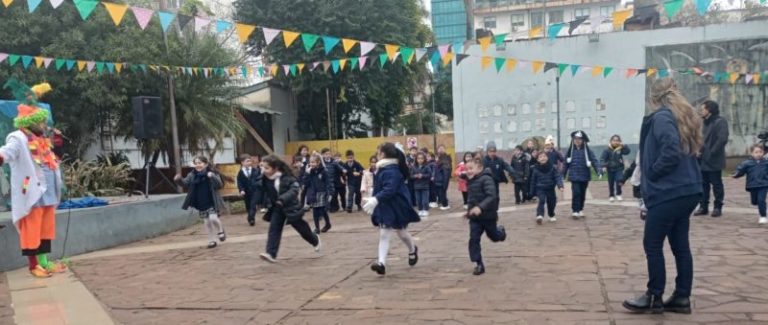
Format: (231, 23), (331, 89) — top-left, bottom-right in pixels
(314, 237), (322, 253)
(549, 217), (557, 222)
(617, 196), (623, 201)
(259, 253), (277, 263)
(578, 211), (585, 217)
(259, 208), (267, 213)
(759, 217), (768, 225)
(429, 202), (438, 208)
(440, 206), (450, 211)
(536, 215), (543, 225)
(463, 205), (469, 210)
(609, 197), (615, 202)
(572, 212), (579, 218)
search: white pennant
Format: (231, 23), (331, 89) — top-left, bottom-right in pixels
(194, 17), (211, 32)
(86, 61), (96, 72)
(746, 73), (754, 84)
(311, 62), (320, 71)
(43, 58), (53, 68)
(262, 28), (281, 45)
(49, 0), (64, 8)
(359, 41), (376, 56)
(415, 48), (427, 62)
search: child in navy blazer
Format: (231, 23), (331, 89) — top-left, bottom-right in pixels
(342, 150), (365, 213)
(732, 144), (768, 225)
(564, 130), (601, 219)
(237, 154), (262, 226)
(304, 154), (334, 234)
(530, 152), (564, 224)
(411, 152), (432, 218)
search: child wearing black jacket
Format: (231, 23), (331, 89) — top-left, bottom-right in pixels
(343, 150), (365, 213)
(530, 152), (564, 224)
(175, 156), (227, 249)
(237, 154), (262, 226)
(465, 157), (507, 276)
(304, 154), (334, 234)
(732, 144), (768, 225)
(411, 153), (432, 218)
(600, 135), (631, 202)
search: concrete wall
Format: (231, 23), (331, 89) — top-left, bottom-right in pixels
(453, 21), (768, 154)
(0, 195), (196, 272)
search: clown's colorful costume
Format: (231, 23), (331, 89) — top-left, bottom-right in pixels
(0, 79), (66, 278)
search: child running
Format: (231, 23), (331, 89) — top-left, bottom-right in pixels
(411, 152), (432, 218)
(175, 156), (227, 249)
(465, 157), (507, 275)
(732, 144), (768, 225)
(564, 130), (601, 219)
(259, 155), (321, 263)
(601, 135), (631, 202)
(237, 154), (261, 226)
(530, 152), (564, 224)
(455, 152), (473, 209)
(363, 142), (420, 275)
(361, 156), (378, 198)
(303, 153), (333, 234)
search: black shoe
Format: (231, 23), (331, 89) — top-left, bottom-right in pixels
(408, 246), (419, 266)
(346, 209), (353, 214)
(693, 209), (709, 216)
(321, 224), (332, 233)
(314, 228), (321, 235)
(207, 241), (217, 249)
(623, 292), (664, 314)
(473, 263), (485, 275)
(711, 209), (722, 218)
(498, 225), (507, 242)
(663, 294), (692, 314)
(248, 220), (256, 227)
(371, 262), (386, 275)
(357, 205), (363, 212)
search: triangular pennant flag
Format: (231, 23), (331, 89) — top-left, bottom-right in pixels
(310, 62), (320, 71)
(331, 60), (340, 74)
(558, 63), (569, 75)
(139, 64), (148, 73)
(43, 58), (52, 69)
(96, 62), (105, 74)
(592, 66), (604, 77)
(21, 56), (33, 69)
(131, 7), (153, 30)
(240, 66), (247, 77)
(532, 61), (545, 73)
(548, 23), (565, 40)
(66, 59), (75, 70)
(695, 0), (712, 15)
(603, 67), (614, 77)
(348, 58), (358, 70)
(494, 33), (508, 45)
(300, 34), (320, 53)
(430, 51), (441, 71)
(359, 57), (368, 69)
(441, 52), (454, 66)
(506, 59), (517, 72)
(322, 36), (341, 54)
(569, 17), (587, 35)
(544, 62), (558, 73)
(282, 31), (300, 48)
(342, 39), (357, 53)
(625, 68), (638, 78)
(158, 11), (176, 32)
(54, 58), (65, 70)
(385, 44), (400, 61)
(754, 73), (761, 85)
(49, 0), (63, 9)
(646, 68), (657, 77)
(177, 14), (193, 30)
(257, 66), (265, 77)
(658, 69), (670, 77)
(77, 60), (86, 71)
(86, 61), (96, 72)
(494, 58), (506, 72)
(106, 62), (114, 73)
(235, 24), (257, 44)
(322, 61), (331, 72)
(288, 64), (296, 76)
(729, 72), (739, 84)
(416, 48), (427, 62)
(746, 73), (754, 84)
(581, 67), (593, 75)
(478, 36), (492, 52)
(194, 17), (211, 33)
(379, 54), (388, 68)
(571, 64), (581, 76)
(34, 57), (44, 68)
(268, 65), (278, 76)
(529, 26), (543, 39)
(216, 20), (232, 33)
(452, 41), (464, 54)
(438, 45), (451, 57)
(73, 0), (99, 20)
(339, 59), (347, 71)
(27, 0), (42, 13)
(400, 47), (415, 64)
(102, 2), (128, 26)
(456, 54), (470, 65)
(115, 63), (123, 73)
(612, 9), (632, 30)
(0, 53), (6, 65)
(481, 56), (493, 70)
(359, 41), (376, 56)
(2, 0), (12, 8)
(664, 0), (684, 19)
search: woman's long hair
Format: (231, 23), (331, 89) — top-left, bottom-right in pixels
(261, 155), (293, 176)
(650, 78), (702, 155)
(379, 142), (409, 179)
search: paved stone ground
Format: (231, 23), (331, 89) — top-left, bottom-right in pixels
(0, 273), (13, 325)
(8, 177), (768, 324)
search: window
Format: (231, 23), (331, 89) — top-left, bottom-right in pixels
(600, 6), (615, 17)
(574, 8), (590, 19)
(511, 14), (525, 29)
(597, 116), (607, 129)
(536, 119), (546, 130)
(522, 103), (531, 115)
(596, 98), (606, 111)
(507, 121), (517, 132)
(494, 122), (503, 133)
(582, 117), (592, 129)
(493, 104), (503, 116)
(531, 12), (544, 27)
(483, 16), (497, 29)
(536, 102), (546, 114)
(566, 100), (576, 112)
(549, 10), (564, 23)
(507, 104), (517, 115)
(479, 122), (490, 133)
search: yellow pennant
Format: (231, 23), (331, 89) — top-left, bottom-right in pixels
(282, 31), (300, 48)
(339, 59), (347, 71)
(442, 52), (454, 66)
(34, 57), (45, 68)
(592, 66), (604, 77)
(646, 68), (657, 77)
(270, 65), (279, 76)
(529, 26), (543, 39)
(297, 63), (305, 74)
(480, 56), (493, 70)
(235, 23), (256, 44)
(729, 72), (739, 84)
(612, 9), (632, 30)
(342, 39), (358, 53)
(385, 44), (400, 61)
(478, 37), (492, 53)
(506, 59), (517, 72)
(2, 0), (13, 8)
(532, 61), (545, 73)
(77, 60), (87, 71)
(102, 2), (129, 26)
(754, 73), (761, 85)
(115, 63), (123, 73)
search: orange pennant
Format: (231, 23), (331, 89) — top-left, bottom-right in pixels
(282, 31), (300, 48)
(2, 0), (12, 8)
(115, 63), (123, 73)
(235, 23), (256, 44)
(729, 72), (739, 84)
(754, 73), (761, 85)
(532, 61), (545, 73)
(612, 9), (632, 30)
(625, 68), (637, 78)
(102, 2), (129, 26)
(481, 56), (493, 70)
(342, 39), (358, 53)
(442, 52), (454, 66)
(339, 59), (347, 71)
(77, 60), (86, 71)
(385, 44), (400, 61)
(270, 65), (279, 76)
(529, 26), (543, 39)
(34, 57), (44, 68)
(297, 63), (305, 73)
(506, 59), (517, 72)
(478, 37), (492, 53)
(646, 68), (657, 77)
(592, 66), (604, 77)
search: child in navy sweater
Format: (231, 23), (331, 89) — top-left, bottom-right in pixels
(530, 152), (564, 224)
(411, 153), (432, 218)
(304, 154), (334, 234)
(564, 130), (601, 219)
(343, 150), (365, 213)
(732, 144), (768, 225)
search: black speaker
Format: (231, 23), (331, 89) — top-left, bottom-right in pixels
(132, 96), (164, 139)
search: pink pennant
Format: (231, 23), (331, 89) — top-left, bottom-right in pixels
(438, 45), (450, 57)
(359, 42), (376, 56)
(517, 61), (530, 70)
(746, 73), (754, 84)
(311, 62), (320, 71)
(283, 65), (290, 75)
(43, 58), (53, 68)
(0, 53), (7, 64)
(262, 28), (281, 45)
(194, 17), (211, 32)
(49, 0), (64, 9)
(359, 56), (368, 69)
(131, 7), (154, 30)
(86, 61), (96, 72)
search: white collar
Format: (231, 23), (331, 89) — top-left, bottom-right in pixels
(376, 158), (398, 169)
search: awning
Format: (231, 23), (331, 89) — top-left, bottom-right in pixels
(239, 104), (283, 115)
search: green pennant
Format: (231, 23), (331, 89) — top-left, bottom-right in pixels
(350, 57), (359, 70)
(258, 66), (265, 77)
(74, 0), (99, 20)
(603, 67), (614, 77)
(379, 54), (388, 69)
(301, 34), (319, 53)
(558, 63), (569, 75)
(664, 0), (684, 19)
(400, 47), (414, 65)
(494, 33), (508, 45)
(241, 66), (247, 78)
(8, 55), (20, 66)
(96, 62), (105, 74)
(139, 64), (147, 73)
(494, 57), (505, 72)
(130, 65), (139, 73)
(289, 64), (297, 76)
(55, 59), (65, 71)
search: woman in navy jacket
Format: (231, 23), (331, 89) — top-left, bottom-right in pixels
(623, 78), (703, 315)
(362, 142), (421, 276)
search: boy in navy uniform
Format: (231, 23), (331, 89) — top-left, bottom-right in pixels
(237, 154), (262, 226)
(343, 150), (365, 213)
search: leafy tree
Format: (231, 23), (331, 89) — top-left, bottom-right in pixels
(233, 0), (433, 138)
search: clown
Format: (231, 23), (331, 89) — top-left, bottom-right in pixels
(0, 79), (66, 278)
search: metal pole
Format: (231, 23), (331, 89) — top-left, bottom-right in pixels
(160, 0), (182, 192)
(556, 75), (561, 150)
(431, 76), (438, 153)
(326, 88), (332, 142)
(145, 152), (150, 199)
